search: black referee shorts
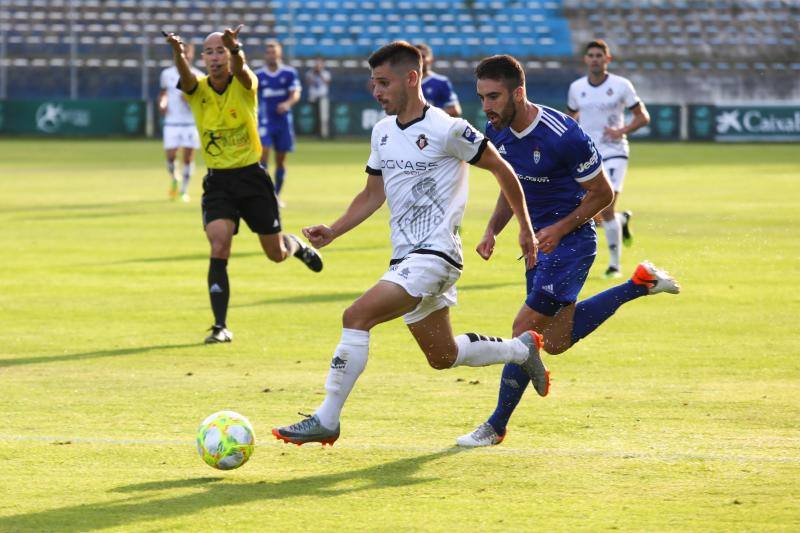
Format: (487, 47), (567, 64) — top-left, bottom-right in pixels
(201, 163), (281, 235)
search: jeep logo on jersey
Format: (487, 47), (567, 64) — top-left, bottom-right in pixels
(533, 148), (541, 164)
(462, 126), (477, 143)
(416, 133), (428, 150)
(576, 149), (598, 173)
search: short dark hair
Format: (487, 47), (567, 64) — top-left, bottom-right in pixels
(585, 39), (610, 55)
(415, 43), (432, 60)
(368, 41), (422, 73)
(475, 54), (525, 91)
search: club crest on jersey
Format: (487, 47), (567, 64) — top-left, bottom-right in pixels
(416, 134), (428, 150)
(229, 109), (237, 119)
(533, 148), (541, 164)
(607, 88), (614, 96)
(462, 126), (477, 143)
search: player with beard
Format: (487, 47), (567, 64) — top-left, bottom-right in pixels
(455, 55), (679, 447)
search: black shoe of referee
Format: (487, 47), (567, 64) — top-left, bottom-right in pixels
(288, 234), (323, 272)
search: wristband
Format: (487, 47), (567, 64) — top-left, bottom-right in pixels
(229, 46), (241, 55)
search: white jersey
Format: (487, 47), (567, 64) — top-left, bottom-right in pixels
(567, 73), (641, 159)
(366, 105), (486, 266)
(160, 65), (203, 126)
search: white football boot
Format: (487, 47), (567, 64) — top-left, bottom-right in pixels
(456, 422), (505, 448)
(631, 261), (681, 295)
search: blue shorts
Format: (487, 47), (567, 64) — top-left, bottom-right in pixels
(259, 122), (295, 153)
(525, 222), (597, 316)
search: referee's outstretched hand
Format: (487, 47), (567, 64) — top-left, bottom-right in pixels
(222, 24), (244, 50)
(163, 31), (184, 54)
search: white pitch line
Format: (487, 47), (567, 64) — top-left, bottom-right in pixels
(4, 434), (800, 464)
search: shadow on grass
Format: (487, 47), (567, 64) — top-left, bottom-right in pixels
(106, 245), (384, 266)
(0, 449), (461, 530)
(0, 343), (203, 369)
(232, 281), (520, 309)
(0, 199), (166, 215)
(109, 251), (264, 265)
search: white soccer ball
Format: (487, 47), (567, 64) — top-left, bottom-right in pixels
(196, 410), (256, 470)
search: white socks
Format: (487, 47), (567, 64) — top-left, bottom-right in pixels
(166, 160), (176, 180)
(181, 162), (194, 194)
(452, 333), (529, 367)
(315, 328), (369, 430)
(603, 217), (622, 269)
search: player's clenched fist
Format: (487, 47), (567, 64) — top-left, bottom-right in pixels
(302, 224), (336, 249)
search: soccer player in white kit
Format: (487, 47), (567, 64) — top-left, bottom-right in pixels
(159, 42), (203, 202)
(272, 41), (547, 446)
(567, 40), (650, 278)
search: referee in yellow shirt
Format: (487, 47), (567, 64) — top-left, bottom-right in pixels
(165, 26), (323, 344)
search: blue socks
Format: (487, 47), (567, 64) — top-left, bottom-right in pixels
(487, 363), (530, 435)
(275, 167), (286, 195)
(570, 280), (647, 344)
(486, 280), (648, 435)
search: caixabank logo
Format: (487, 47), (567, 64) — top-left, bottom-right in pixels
(715, 106), (800, 140)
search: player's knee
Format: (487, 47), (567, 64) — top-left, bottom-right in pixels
(342, 305), (371, 330)
(425, 351), (455, 370)
(544, 336), (570, 355)
(209, 241), (231, 259)
(264, 246), (285, 263)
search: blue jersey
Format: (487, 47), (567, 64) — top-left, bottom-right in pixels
(485, 105), (603, 229)
(422, 72), (459, 110)
(254, 65), (301, 128)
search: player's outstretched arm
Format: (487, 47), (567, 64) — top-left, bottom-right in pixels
(222, 25), (252, 90)
(473, 142), (537, 268)
(164, 32), (198, 93)
(536, 171), (613, 254)
(302, 173), (386, 249)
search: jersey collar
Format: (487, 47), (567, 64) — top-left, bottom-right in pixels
(588, 73), (609, 87)
(209, 74), (234, 96)
(510, 103), (541, 139)
(396, 104), (430, 130)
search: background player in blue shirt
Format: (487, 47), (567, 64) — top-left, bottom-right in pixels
(255, 40), (301, 204)
(416, 43), (461, 117)
(456, 55), (680, 447)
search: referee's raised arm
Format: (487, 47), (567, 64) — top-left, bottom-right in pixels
(222, 25), (253, 90)
(164, 32), (198, 93)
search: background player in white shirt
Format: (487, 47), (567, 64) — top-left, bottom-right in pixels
(273, 41), (545, 446)
(159, 42), (202, 202)
(567, 40), (650, 278)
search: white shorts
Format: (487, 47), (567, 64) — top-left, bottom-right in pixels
(380, 253), (461, 324)
(163, 125), (200, 150)
(602, 157), (629, 192)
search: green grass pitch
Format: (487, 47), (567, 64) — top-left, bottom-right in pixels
(0, 138), (798, 531)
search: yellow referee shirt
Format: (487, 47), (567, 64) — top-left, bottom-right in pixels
(184, 70), (261, 169)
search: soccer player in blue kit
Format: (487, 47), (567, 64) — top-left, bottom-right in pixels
(255, 40), (301, 204)
(416, 43), (462, 117)
(456, 55), (680, 447)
